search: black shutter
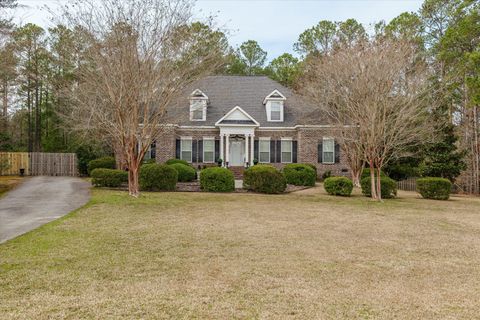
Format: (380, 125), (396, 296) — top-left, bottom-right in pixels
(198, 140), (203, 163)
(150, 141), (156, 160)
(254, 140), (259, 162)
(335, 142), (340, 163)
(318, 142), (322, 163)
(192, 140), (198, 162)
(175, 139), (181, 159)
(276, 140), (281, 163)
(214, 139), (220, 162)
(292, 140), (298, 163)
(270, 140), (275, 163)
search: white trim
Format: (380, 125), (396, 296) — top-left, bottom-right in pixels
(202, 137), (215, 163)
(190, 89), (208, 100)
(322, 137), (335, 164)
(263, 89), (286, 104)
(266, 100), (284, 122)
(215, 106), (260, 127)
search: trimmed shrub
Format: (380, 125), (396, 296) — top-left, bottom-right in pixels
(143, 158), (156, 164)
(417, 177), (452, 200)
(360, 176), (397, 199)
(306, 163), (317, 176)
(165, 158), (190, 166)
(283, 164), (316, 186)
(244, 165), (286, 194)
(87, 156), (116, 175)
(324, 177), (353, 196)
(140, 163), (177, 191)
(321, 170), (332, 181)
(200, 167), (235, 192)
(91, 168), (128, 188)
(169, 163), (196, 182)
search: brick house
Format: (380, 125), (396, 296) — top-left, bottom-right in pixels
(147, 75), (349, 177)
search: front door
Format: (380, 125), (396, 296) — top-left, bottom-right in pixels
(229, 140), (245, 166)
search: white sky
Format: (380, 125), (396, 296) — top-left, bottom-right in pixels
(13, 0), (424, 61)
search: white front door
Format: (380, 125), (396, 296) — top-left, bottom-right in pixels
(229, 140), (244, 166)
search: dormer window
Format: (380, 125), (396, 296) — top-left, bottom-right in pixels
(190, 89), (208, 121)
(264, 90), (286, 122)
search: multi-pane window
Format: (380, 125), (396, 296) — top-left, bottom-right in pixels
(259, 139), (270, 163)
(181, 139), (192, 162)
(190, 100), (205, 121)
(270, 101), (282, 121)
(203, 139), (214, 163)
(281, 140), (292, 163)
(322, 138), (335, 164)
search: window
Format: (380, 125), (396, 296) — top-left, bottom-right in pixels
(281, 139), (292, 163)
(322, 138), (335, 164)
(259, 139), (270, 163)
(203, 138), (214, 163)
(143, 142), (156, 161)
(190, 99), (206, 121)
(270, 101), (282, 121)
(181, 138), (192, 162)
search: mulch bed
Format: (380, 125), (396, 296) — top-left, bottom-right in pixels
(176, 181), (310, 193)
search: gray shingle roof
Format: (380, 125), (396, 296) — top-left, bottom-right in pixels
(167, 75), (323, 127)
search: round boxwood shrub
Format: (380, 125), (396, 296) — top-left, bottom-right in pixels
(87, 156), (116, 175)
(283, 164), (316, 186)
(324, 177), (353, 196)
(90, 168), (128, 188)
(139, 163), (178, 191)
(169, 163), (196, 182)
(416, 177), (452, 200)
(360, 176), (397, 199)
(243, 165), (286, 194)
(165, 158), (190, 166)
(200, 167), (235, 192)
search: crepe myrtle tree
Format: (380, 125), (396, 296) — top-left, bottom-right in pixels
(299, 38), (436, 200)
(59, 0), (228, 197)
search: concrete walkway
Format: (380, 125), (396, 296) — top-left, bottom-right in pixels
(0, 176), (90, 243)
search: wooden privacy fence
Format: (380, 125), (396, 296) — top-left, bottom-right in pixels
(0, 152), (78, 177)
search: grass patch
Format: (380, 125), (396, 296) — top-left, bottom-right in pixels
(1, 187), (480, 319)
(0, 176), (23, 197)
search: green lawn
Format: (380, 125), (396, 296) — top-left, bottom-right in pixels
(1, 186), (480, 319)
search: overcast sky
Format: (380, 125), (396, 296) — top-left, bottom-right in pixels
(13, 0), (424, 61)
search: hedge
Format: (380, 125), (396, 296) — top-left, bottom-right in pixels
(87, 156), (116, 175)
(361, 168), (387, 180)
(324, 177), (353, 196)
(200, 167), (235, 192)
(169, 163), (196, 182)
(243, 165), (286, 194)
(165, 159), (190, 166)
(360, 176), (397, 199)
(416, 177), (452, 200)
(283, 164), (316, 186)
(139, 163), (178, 191)
(90, 168), (128, 188)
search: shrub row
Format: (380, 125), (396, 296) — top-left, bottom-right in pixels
(87, 156), (116, 175)
(324, 177), (353, 196)
(140, 163), (178, 191)
(200, 167), (235, 192)
(244, 165), (286, 194)
(91, 168), (128, 188)
(283, 164), (316, 187)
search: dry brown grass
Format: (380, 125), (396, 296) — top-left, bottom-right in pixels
(0, 176), (24, 197)
(1, 185), (480, 319)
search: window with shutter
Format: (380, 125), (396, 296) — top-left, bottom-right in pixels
(180, 138), (192, 162)
(259, 139), (270, 163)
(203, 138), (215, 163)
(322, 138), (335, 164)
(281, 139), (292, 163)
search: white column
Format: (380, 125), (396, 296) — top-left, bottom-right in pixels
(219, 134), (224, 166)
(244, 134), (249, 167)
(225, 134), (230, 166)
(250, 134), (255, 165)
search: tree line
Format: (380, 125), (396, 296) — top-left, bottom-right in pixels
(0, 0), (478, 196)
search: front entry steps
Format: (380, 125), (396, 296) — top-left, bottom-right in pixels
(229, 166), (245, 179)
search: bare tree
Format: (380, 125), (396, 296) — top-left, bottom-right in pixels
(58, 0), (227, 196)
(300, 39), (435, 200)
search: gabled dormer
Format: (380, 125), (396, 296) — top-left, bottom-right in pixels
(190, 89), (208, 121)
(263, 89), (286, 122)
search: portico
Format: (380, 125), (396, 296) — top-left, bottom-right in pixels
(215, 106), (259, 167)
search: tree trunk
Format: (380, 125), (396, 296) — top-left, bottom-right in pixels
(128, 164), (140, 197)
(369, 161), (377, 200)
(351, 167), (361, 188)
(376, 167), (382, 201)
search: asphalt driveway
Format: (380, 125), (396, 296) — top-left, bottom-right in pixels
(0, 176), (90, 243)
